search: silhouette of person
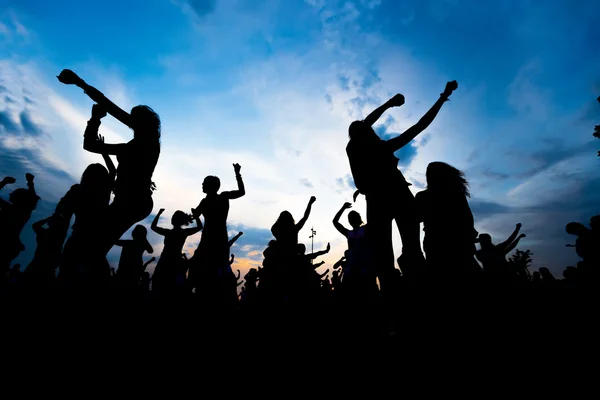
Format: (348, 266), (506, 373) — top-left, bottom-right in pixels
(57, 147), (116, 289)
(58, 70), (160, 257)
(114, 225), (154, 289)
(0, 174), (40, 281)
(415, 162), (482, 283)
(189, 164), (245, 287)
(332, 202), (376, 296)
(271, 196), (316, 251)
(23, 214), (70, 289)
(151, 208), (202, 294)
(476, 224), (525, 285)
(346, 81), (458, 295)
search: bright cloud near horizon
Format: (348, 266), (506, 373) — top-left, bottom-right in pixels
(1, 0), (600, 279)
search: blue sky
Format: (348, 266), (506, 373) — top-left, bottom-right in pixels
(1, 0), (599, 277)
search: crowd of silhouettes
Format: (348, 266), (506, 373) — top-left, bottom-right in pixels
(1, 70), (598, 336)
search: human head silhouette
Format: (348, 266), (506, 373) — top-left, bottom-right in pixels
(565, 222), (587, 236)
(277, 211), (295, 225)
(478, 233), (492, 246)
(348, 120), (378, 142)
(81, 163), (110, 190)
(426, 161), (470, 197)
(132, 225), (148, 241)
(347, 210), (363, 229)
(202, 176), (220, 194)
(297, 243), (306, 255)
(130, 105), (161, 142)
(171, 210), (192, 227)
(9, 188), (40, 211)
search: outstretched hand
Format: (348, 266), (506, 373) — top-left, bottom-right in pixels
(343, 202), (352, 209)
(92, 104), (107, 120)
(388, 93), (405, 107)
(442, 80), (458, 97)
(57, 69), (83, 86)
(2, 177), (16, 185)
(158, 208), (165, 214)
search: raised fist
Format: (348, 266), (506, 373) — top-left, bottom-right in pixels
(343, 202), (352, 209)
(92, 104), (107, 120)
(2, 176), (16, 185)
(309, 196), (316, 204)
(516, 223), (522, 229)
(443, 80), (458, 97)
(388, 93), (405, 107)
(25, 173), (34, 183)
(158, 208), (165, 214)
(233, 163), (241, 174)
(57, 69), (83, 86)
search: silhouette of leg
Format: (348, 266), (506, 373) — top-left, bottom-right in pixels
(99, 195), (153, 256)
(366, 194), (395, 295)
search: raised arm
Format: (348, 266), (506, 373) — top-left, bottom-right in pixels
(184, 209), (203, 235)
(385, 81), (458, 152)
(84, 105), (127, 156)
(364, 94), (405, 127)
(332, 203), (351, 238)
(143, 257), (156, 271)
(498, 223), (522, 252)
(98, 135), (117, 180)
(228, 231), (244, 248)
(296, 196), (316, 232)
(151, 209), (169, 236)
(223, 163), (245, 200)
(0, 177), (16, 209)
(57, 69), (132, 127)
(25, 173), (37, 197)
(504, 234), (526, 256)
(309, 243), (331, 260)
(333, 256), (346, 270)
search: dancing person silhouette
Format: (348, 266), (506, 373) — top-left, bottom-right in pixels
(476, 224), (526, 286)
(271, 196), (316, 250)
(151, 208), (202, 294)
(23, 214), (70, 290)
(114, 225), (154, 289)
(57, 117), (118, 289)
(0, 174), (40, 282)
(189, 164), (245, 291)
(415, 162), (482, 284)
(58, 70), (160, 257)
(346, 81), (458, 296)
(332, 202), (376, 298)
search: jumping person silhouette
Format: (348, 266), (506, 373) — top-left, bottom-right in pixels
(346, 81), (458, 296)
(57, 70), (160, 257)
